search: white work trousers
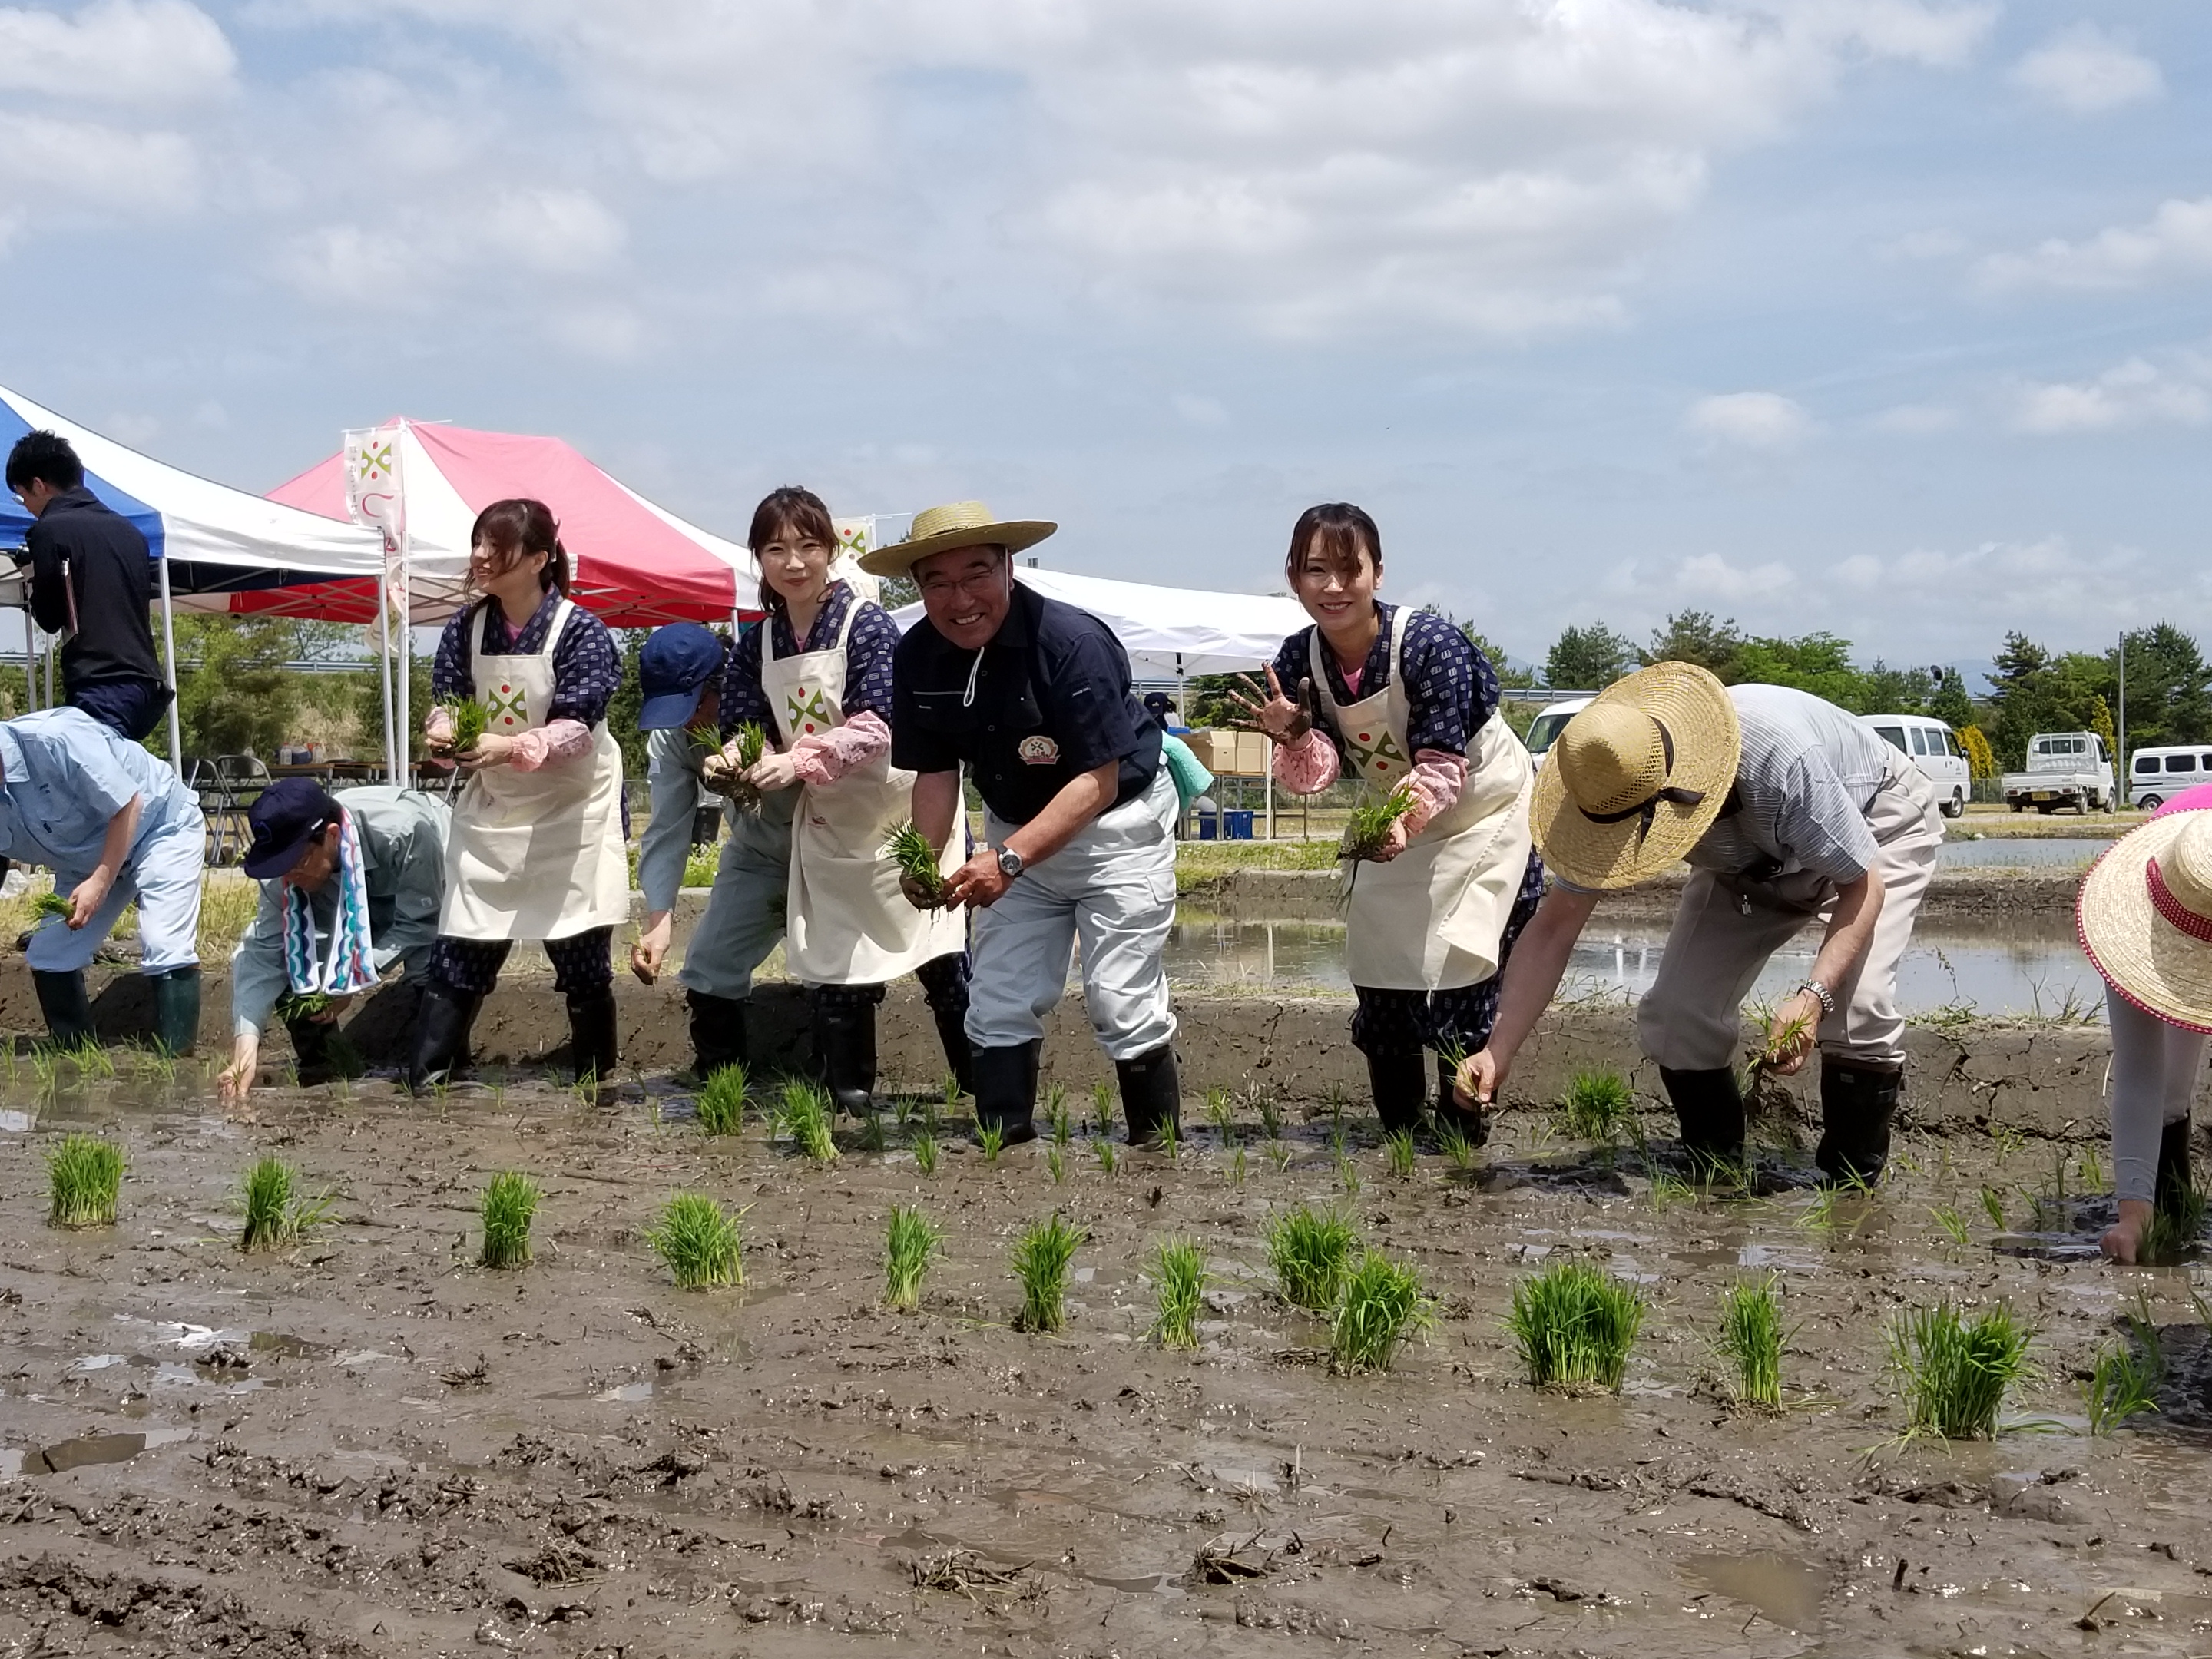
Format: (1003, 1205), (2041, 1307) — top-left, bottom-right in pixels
(2106, 987), (2204, 1204)
(969, 769), (1178, 1061)
(26, 804), (207, 975)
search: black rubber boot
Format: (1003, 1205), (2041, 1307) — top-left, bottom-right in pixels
(930, 998), (975, 1097)
(566, 987), (619, 1088)
(31, 969), (96, 1051)
(813, 994), (879, 1118)
(1659, 1065), (1746, 1170)
(684, 988), (750, 1080)
(1115, 1043), (1183, 1146)
(1366, 1050), (1428, 1134)
(1433, 1051), (1488, 1146)
(1815, 1057), (1902, 1187)
(150, 965), (201, 1057)
(972, 1040), (1040, 1145)
(2156, 1116), (2194, 1217)
(406, 982), (482, 1094)
(286, 1015), (336, 1084)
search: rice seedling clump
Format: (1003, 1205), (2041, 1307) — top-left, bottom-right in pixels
(1011, 1213), (1086, 1333)
(1382, 1128), (1416, 1178)
(238, 1155), (334, 1252)
(1330, 1252), (1432, 1374)
(694, 1062), (750, 1135)
(2141, 1181), (2208, 1263)
(31, 889), (73, 921)
(1338, 783), (1416, 863)
(883, 1205), (942, 1311)
(478, 1171), (540, 1269)
(647, 1193), (745, 1289)
(1715, 1273), (1784, 1408)
(1266, 1204), (1357, 1311)
(1889, 1300), (2032, 1440)
(445, 698), (491, 755)
(2082, 1322), (2161, 1436)
(1560, 1068), (1634, 1141)
(773, 1079), (838, 1163)
(1151, 1237), (1206, 1350)
(47, 1134), (123, 1227)
(1507, 1260), (1647, 1391)
(888, 820), (948, 907)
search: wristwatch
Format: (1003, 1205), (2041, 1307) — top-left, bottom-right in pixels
(1793, 979), (1836, 1017)
(995, 846), (1025, 879)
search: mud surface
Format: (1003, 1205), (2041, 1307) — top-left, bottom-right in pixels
(7, 1025), (2212, 1657)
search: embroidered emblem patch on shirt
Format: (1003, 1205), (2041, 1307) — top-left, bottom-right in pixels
(1018, 735), (1060, 765)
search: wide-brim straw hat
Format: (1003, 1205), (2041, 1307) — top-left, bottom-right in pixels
(1532, 661), (1741, 890)
(2078, 808), (2212, 1032)
(857, 500), (1056, 577)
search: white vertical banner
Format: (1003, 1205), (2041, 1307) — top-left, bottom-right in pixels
(831, 514), (880, 606)
(344, 424), (409, 781)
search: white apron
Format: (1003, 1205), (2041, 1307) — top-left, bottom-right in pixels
(1313, 610), (1535, 991)
(439, 598), (630, 942)
(763, 598), (964, 984)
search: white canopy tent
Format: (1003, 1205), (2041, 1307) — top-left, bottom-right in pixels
(0, 384), (386, 773)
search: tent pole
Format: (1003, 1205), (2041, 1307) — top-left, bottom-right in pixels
(394, 525), (411, 786)
(23, 614), (35, 713)
(156, 551), (183, 774)
(375, 565), (397, 784)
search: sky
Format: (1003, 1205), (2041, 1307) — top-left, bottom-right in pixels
(2, 0), (2207, 680)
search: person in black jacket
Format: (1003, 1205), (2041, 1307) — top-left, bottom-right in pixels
(5, 430), (171, 742)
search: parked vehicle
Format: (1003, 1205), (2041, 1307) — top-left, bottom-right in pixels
(1864, 714), (1970, 819)
(1523, 697), (1591, 767)
(2125, 743), (2212, 810)
(2000, 731), (2113, 814)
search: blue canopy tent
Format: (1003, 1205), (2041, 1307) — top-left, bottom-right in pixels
(0, 384), (385, 772)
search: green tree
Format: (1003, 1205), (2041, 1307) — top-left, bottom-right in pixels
(1543, 623), (1636, 690)
(1644, 611), (1744, 681)
(1929, 667), (1975, 730)
(1986, 633), (2111, 769)
(2112, 622), (2212, 753)
(171, 615), (314, 760)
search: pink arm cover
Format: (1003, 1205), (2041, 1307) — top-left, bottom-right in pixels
(792, 710), (891, 786)
(1272, 728), (1339, 795)
(1399, 749), (1468, 837)
(508, 719), (594, 772)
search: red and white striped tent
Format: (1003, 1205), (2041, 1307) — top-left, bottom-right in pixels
(258, 419), (760, 624)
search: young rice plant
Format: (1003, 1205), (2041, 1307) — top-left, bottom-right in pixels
(238, 1155), (334, 1252)
(1507, 1260), (1647, 1392)
(1330, 1252), (1433, 1374)
(775, 1079), (838, 1164)
(694, 1062), (750, 1135)
(2141, 1182), (2208, 1264)
(1151, 1237), (1207, 1350)
(1889, 1300), (2033, 1441)
(2082, 1299), (2163, 1436)
(1266, 1204), (1358, 1311)
(646, 1193), (745, 1289)
(882, 1204), (942, 1312)
(1382, 1128), (1416, 1179)
(888, 820), (948, 907)
(46, 1134), (123, 1228)
(1011, 1213), (1085, 1333)
(1715, 1273), (1784, 1408)
(912, 1129), (939, 1174)
(478, 1171), (540, 1269)
(447, 697), (490, 755)
(1560, 1068), (1635, 1142)
(1339, 783), (1417, 863)
(31, 889), (74, 921)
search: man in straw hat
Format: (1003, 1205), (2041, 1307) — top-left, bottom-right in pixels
(865, 501), (1183, 1147)
(1455, 664), (1942, 1183)
(2075, 782), (2212, 1262)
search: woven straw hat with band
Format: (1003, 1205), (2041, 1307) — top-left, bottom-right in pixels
(2078, 809), (2212, 1033)
(857, 500), (1056, 578)
(1532, 661), (1742, 891)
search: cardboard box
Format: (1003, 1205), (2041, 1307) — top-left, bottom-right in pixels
(1236, 732), (1270, 777)
(1183, 730), (1240, 773)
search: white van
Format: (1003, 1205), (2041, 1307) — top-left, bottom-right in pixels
(2127, 744), (2212, 811)
(1865, 714), (1970, 818)
(1523, 697), (1591, 767)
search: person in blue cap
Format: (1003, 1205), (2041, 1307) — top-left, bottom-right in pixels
(215, 780), (451, 1104)
(0, 705), (204, 1051)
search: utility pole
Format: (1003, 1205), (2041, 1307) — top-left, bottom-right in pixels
(2117, 629), (2128, 813)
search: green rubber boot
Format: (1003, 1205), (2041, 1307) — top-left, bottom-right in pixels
(152, 965), (202, 1057)
(31, 969), (97, 1051)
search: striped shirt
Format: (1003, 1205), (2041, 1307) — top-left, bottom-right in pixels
(1685, 684), (1890, 887)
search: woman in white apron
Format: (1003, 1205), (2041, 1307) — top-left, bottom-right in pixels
(409, 498), (630, 1091)
(704, 487), (969, 1113)
(1236, 502), (1542, 1142)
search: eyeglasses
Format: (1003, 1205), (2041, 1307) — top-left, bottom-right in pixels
(917, 566), (1006, 599)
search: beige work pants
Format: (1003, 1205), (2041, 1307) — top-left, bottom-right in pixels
(1634, 753), (1942, 1072)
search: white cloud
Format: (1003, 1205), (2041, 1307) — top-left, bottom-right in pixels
(1833, 535), (2151, 637)
(0, 0), (234, 106)
(1672, 549), (1794, 601)
(483, 188), (627, 274)
(1684, 390), (1813, 449)
(1872, 402), (1958, 433)
(1173, 393), (1228, 428)
(2010, 24), (2162, 114)
(2008, 357), (2210, 434)
(1977, 197), (2212, 293)
(0, 112), (199, 213)
(1881, 227), (1966, 261)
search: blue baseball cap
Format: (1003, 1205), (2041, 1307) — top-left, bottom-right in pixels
(243, 777), (342, 879)
(638, 623), (726, 730)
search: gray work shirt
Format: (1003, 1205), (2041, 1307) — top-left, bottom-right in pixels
(1684, 684), (1890, 887)
(639, 726), (727, 915)
(229, 787), (450, 1037)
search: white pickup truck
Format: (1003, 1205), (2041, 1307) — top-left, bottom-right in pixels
(2001, 731), (2114, 813)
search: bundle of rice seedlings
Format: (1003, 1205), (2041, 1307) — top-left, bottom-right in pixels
(31, 889), (73, 922)
(1093, 1136), (1118, 1176)
(1979, 1185), (2007, 1230)
(1011, 1213), (1086, 1333)
(1151, 1237), (1207, 1350)
(1204, 1088), (1237, 1146)
(46, 1134), (122, 1227)
(1330, 1252), (1432, 1374)
(646, 1192), (745, 1289)
(1046, 1145), (1066, 1185)
(694, 1062), (750, 1136)
(1436, 1122), (1478, 1175)
(888, 821), (949, 909)
(1507, 1260), (1647, 1391)
(2082, 1298), (2162, 1435)
(478, 1171), (540, 1269)
(1715, 1273), (1784, 1408)
(1046, 1084), (1071, 1144)
(912, 1130), (940, 1174)
(274, 990), (333, 1024)
(774, 1079), (838, 1164)
(1560, 1068), (1634, 1142)
(238, 1155), (335, 1253)
(2141, 1181), (2208, 1264)
(883, 1205), (942, 1311)
(1383, 1128), (1416, 1179)
(1266, 1205), (1357, 1311)
(445, 698), (491, 755)
(978, 1121), (1006, 1164)
(1889, 1300), (2033, 1441)
(1338, 784), (1416, 863)
(1089, 1081), (1114, 1135)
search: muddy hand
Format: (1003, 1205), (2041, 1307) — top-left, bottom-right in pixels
(1455, 1048), (1505, 1110)
(1227, 665), (1311, 743)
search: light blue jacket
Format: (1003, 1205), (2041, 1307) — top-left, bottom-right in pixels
(0, 707), (194, 876)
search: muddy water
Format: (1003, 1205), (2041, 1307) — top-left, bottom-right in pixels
(5, 1064), (2212, 1656)
(1170, 910), (2106, 1017)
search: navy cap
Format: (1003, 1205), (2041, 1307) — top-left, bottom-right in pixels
(243, 777), (342, 879)
(638, 623), (726, 730)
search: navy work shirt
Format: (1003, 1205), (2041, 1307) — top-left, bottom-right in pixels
(891, 583), (1161, 826)
(25, 488), (161, 691)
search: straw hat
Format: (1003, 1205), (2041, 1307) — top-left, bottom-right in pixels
(1532, 661), (1741, 890)
(856, 500), (1056, 578)
(2078, 809), (2212, 1032)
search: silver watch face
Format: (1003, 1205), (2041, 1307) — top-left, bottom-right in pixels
(996, 848), (1022, 876)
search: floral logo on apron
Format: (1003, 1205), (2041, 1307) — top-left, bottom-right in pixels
(1343, 727), (1407, 777)
(785, 684), (832, 737)
(488, 682), (528, 731)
